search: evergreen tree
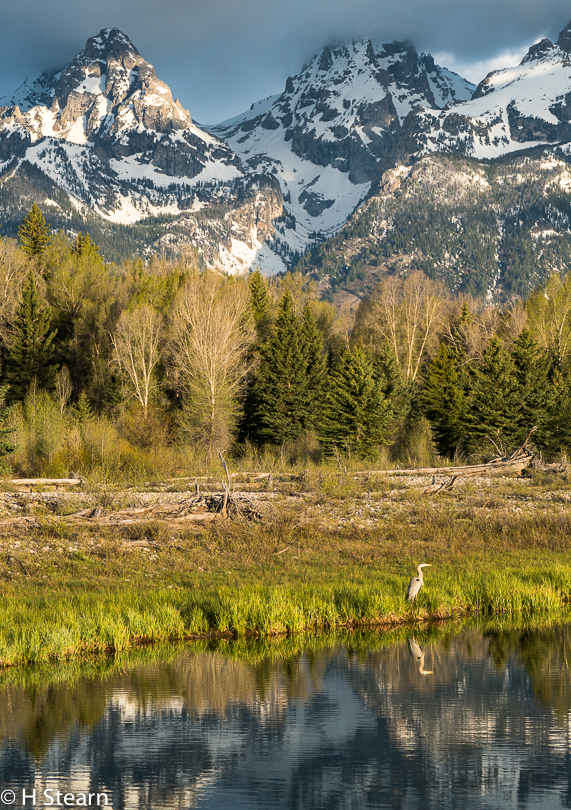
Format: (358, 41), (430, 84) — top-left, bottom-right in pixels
(71, 232), (100, 258)
(249, 268), (272, 341)
(300, 303), (327, 431)
(320, 345), (392, 459)
(448, 302), (472, 357)
(247, 291), (309, 444)
(72, 390), (95, 424)
(4, 273), (58, 401)
(373, 340), (412, 423)
(510, 328), (554, 446)
(421, 343), (466, 459)
(463, 335), (521, 453)
(18, 204), (51, 258)
(0, 386), (15, 474)
(541, 368), (571, 454)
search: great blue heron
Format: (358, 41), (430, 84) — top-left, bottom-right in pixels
(407, 638), (433, 675)
(406, 563), (432, 602)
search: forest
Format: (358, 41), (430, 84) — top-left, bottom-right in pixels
(1, 202), (571, 483)
(295, 153), (571, 300)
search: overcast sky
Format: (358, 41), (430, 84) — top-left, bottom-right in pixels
(1, 0), (571, 123)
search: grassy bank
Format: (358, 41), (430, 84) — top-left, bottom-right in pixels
(0, 469), (571, 665)
(1, 566), (569, 667)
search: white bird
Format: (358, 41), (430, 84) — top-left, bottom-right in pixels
(406, 563), (432, 602)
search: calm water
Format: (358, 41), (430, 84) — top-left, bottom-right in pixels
(1, 625), (571, 809)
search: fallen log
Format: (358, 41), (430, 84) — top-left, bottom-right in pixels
(9, 478), (82, 489)
(375, 453), (533, 478)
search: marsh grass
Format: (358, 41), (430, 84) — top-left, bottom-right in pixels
(0, 469), (570, 664)
(0, 558), (570, 667)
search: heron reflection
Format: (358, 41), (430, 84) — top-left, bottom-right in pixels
(407, 638), (433, 675)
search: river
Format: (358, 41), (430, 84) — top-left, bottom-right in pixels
(0, 623), (570, 809)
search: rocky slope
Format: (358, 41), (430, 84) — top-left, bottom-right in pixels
(0, 28), (284, 271)
(295, 149), (571, 299)
(396, 21), (571, 162)
(211, 40), (474, 270)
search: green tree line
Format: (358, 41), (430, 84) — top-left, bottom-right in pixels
(2, 203), (571, 479)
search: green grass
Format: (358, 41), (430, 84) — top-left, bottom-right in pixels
(0, 562), (569, 667)
(0, 469), (571, 666)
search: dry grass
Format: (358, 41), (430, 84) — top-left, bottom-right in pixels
(0, 468), (569, 665)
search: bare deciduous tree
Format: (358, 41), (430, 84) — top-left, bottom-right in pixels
(170, 272), (254, 455)
(55, 366), (73, 415)
(526, 272), (571, 366)
(112, 304), (162, 417)
(354, 272), (448, 380)
(443, 295), (504, 364)
(0, 239), (29, 341)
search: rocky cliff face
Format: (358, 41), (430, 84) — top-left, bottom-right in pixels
(0, 28), (285, 273)
(210, 39), (474, 269)
(395, 20), (571, 161)
(2, 28), (239, 175)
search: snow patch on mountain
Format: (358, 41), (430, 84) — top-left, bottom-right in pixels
(211, 38), (475, 267)
(405, 22), (571, 160)
(108, 152), (241, 189)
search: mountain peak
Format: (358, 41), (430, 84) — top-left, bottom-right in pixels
(557, 19), (571, 53)
(83, 28), (139, 60)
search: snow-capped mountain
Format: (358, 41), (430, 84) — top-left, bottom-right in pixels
(400, 20), (571, 161)
(4, 20), (571, 283)
(0, 29), (243, 203)
(211, 39), (474, 269)
(0, 28), (284, 272)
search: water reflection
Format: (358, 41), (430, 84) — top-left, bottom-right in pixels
(1, 625), (571, 809)
(406, 638), (433, 675)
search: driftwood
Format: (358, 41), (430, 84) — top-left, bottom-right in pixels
(371, 455), (533, 478)
(205, 492), (271, 520)
(66, 494), (213, 526)
(63, 484), (273, 526)
(421, 475), (459, 495)
(388, 429), (537, 487)
(372, 449), (534, 479)
(9, 478), (82, 489)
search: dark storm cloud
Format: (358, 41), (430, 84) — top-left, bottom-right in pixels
(1, 0), (571, 122)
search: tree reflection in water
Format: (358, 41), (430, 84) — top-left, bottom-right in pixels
(0, 624), (569, 809)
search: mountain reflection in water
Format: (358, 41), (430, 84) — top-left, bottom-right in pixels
(0, 625), (570, 809)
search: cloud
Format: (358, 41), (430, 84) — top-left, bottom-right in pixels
(433, 48), (530, 85)
(1, 0), (571, 121)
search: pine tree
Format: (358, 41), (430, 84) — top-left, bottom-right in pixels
(247, 291), (309, 444)
(4, 273), (58, 401)
(72, 391), (95, 424)
(0, 386), (15, 474)
(320, 345), (392, 459)
(300, 303), (327, 431)
(18, 204), (51, 258)
(510, 328), (554, 446)
(71, 232), (100, 258)
(463, 335), (521, 453)
(373, 340), (411, 422)
(541, 368), (571, 454)
(421, 343), (466, 459)
(249, 268), (272, 341)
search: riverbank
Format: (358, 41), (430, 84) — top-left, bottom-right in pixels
(0, 469), (571, 666)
